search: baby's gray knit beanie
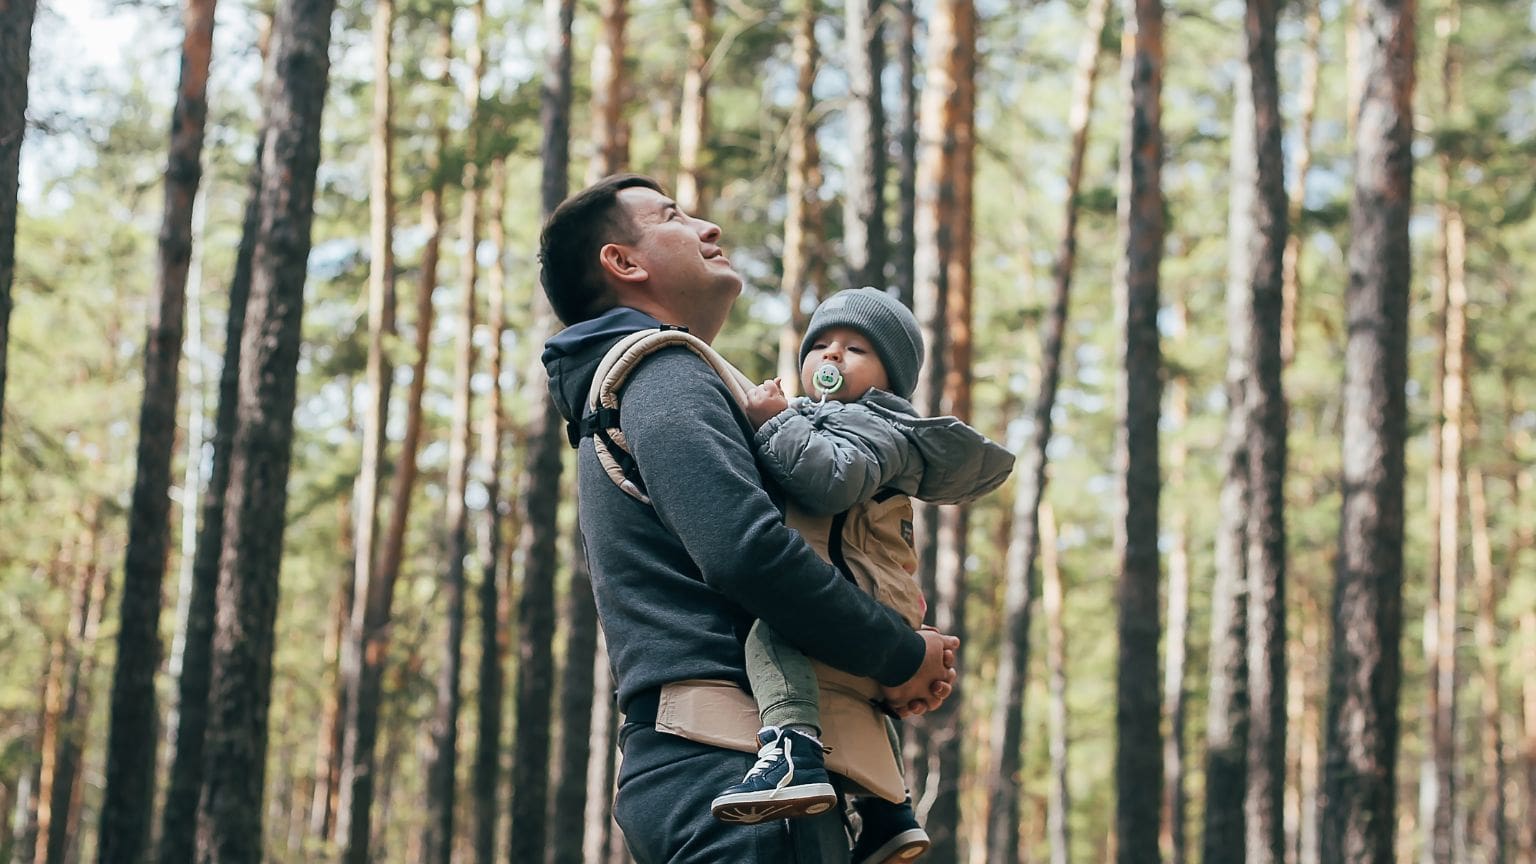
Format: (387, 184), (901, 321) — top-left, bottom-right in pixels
(799, 287), (925, 399)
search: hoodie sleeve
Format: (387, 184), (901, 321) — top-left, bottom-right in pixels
(754, 402), (917, 516)
(620, 349), (926, 687)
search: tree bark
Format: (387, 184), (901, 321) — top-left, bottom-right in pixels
(422, 13), (484, 854)
(1114, 0), (1166, 856)
(586, 0), (629, 184)
(328, 0), (394, 853)
(552, 517), (598, 864)
(1041, 503), (1071, 864)
(777, 0), (820, 393)
(892, 0), (917, 309)
(1279, 0), (1320, 367)
(1427, 6), (1464, 860)
(1162, 359), (1189, 864)
(1319, 0), (1413, 855)
(510, 1), (572, 859)
(675, 0), (714, 215)
(158, 139), (261, 864)
(194, 0), (336, 857)
(472, 153), (508, 864)
(1243, 0), (1290, 857)
(50, 525), (109, 864)
(984, 0), (1107, 855)
(1466, 467), (1505, 864)
(100, 2), (216, 858)
(1206, 56), (1255, 864)
(583, 631), (619, 864)
(919, 5), (975, 859)
(336, 20), (448, 862)
(0, 0), (36, 489)
(843, 0), (886, 290)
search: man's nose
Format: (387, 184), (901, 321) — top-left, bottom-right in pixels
(697, 218), (722, 241)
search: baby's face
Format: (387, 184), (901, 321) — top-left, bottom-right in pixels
(800, 326), (890, 401)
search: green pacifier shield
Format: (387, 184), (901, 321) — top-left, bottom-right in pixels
(813, 363), (843, 395)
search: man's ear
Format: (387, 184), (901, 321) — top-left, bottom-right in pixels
(599, 242), (648, 284)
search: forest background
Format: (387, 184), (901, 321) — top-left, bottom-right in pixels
(0, 0), (1533, 862)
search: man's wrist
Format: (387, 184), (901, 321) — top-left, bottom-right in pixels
(875, 626), (928, 688)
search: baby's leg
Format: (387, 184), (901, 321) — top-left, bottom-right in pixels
(744, 620), (822, 735)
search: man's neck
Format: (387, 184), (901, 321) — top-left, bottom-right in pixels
(620, 299), (727, 344)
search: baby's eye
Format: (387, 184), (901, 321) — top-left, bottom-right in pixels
(848, 345), (866, 354)
(810, 342), (828, 350)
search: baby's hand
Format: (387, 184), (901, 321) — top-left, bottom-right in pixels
(745, 378), (790, 429)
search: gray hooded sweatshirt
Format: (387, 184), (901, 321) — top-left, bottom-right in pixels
(542, 307), (926, 714)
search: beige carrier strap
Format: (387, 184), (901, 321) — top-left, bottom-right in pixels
(646, 665), (906, 803)
(583, 327), (755, 504)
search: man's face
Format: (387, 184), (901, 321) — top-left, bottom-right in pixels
(800, 326), (891, 401)
(614, 186), (742, 306)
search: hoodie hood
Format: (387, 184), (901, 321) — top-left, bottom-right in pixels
(542, 306), (664, 425)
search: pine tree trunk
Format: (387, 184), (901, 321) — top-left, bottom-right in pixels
(586, 0), (628, 184)
(1114, 0), (1166, 857)
(1466, 468), (1505, 864)
(510, 1), (573, 859)
(583, 632), (619, 864)
(1427, 7), (1464, 860)
(422, 24), (484, 853)
(49, 531), (109, 864)
(327, 2), (395, 854)
(1521, 600), (1536, 863)
(100, 3), (216, 857)
(675, 0), (713, 215)
(158, 140), (260, 864)
(920, 5), (975, 859)
(1279, 0), (1320, 367)
(1243, 0), (1290, 857)
(777, 0), (820, 393)
(843, 0), (886, 289)
(892, 0), (917, 309)
(1319, 0), (1413, 855)
(10, 659), (45, 864)
(984, 0), (1107, 854)
(1040, 503), (1071, 864)
(908, 0), (962, 809)
(0, 0), (35, 488)
(1206, 57), (1255, 864)
(1162, 362), (1190, 864)
(194, 0), (336, 856)
(552, 518), (597, 864)
(472, 153), (508, 864)
(336, 21), (446, 861)
(164, 187), (208, 771)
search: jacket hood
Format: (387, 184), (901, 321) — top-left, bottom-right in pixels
(542, 306), (663, 424)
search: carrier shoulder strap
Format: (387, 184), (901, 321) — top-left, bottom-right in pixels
(574, 326), (755, 504)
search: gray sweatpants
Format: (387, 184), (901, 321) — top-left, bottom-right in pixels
(615, 722), (851, 862)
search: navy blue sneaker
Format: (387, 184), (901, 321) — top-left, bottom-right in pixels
(710, 726), (838, 824)
(851, 796), (930, 864)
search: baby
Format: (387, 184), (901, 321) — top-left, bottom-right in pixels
(709, 288), (1014, 864)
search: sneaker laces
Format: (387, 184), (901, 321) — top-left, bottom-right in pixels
(743, 734), (790, 780)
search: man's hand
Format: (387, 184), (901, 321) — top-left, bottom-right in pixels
(744, 378), (790, 429)
(882, 628), (960, 718)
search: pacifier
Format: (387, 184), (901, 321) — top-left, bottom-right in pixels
(812, 363), (843, 397)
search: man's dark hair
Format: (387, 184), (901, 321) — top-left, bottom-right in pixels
(539, 173), (664, 326)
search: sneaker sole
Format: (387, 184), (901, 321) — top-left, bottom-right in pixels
(710, 783), (839, 824)
(854, 828), (931, 864)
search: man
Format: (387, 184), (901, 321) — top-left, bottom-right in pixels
(540, 174), (958, 862)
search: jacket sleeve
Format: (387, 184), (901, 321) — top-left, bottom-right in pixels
(754, 402), (916, 516)
(620, 350), (926, 687)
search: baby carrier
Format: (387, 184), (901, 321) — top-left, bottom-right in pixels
(567, 325), (909, 802)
